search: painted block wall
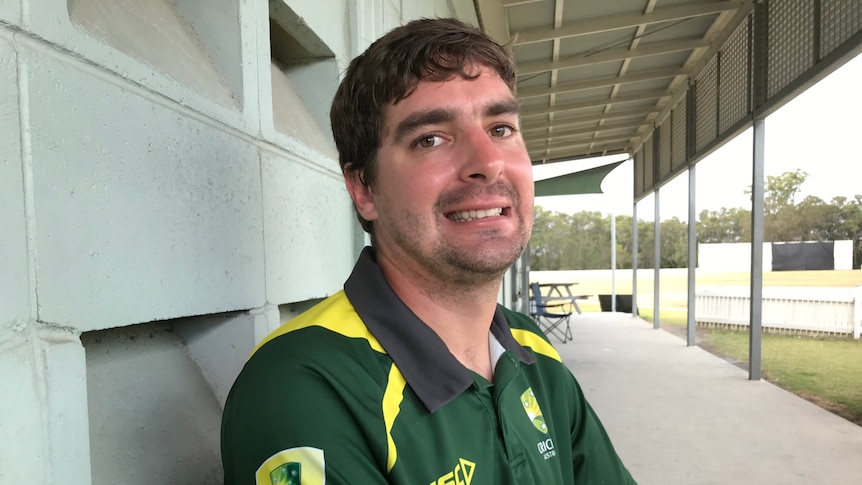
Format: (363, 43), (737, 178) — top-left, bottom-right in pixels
(83, 323), (224, 485)
(0, 1), (479, 484)
(0, 35), (30, 335)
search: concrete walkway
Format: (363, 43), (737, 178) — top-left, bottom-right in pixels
(559, 313), (862, 485)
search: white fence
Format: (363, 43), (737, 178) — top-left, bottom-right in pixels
(696, 286), (862, 339)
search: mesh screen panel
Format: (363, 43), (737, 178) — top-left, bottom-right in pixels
(821, 0), (862, 57)
(695, 56), (718, 151)
(768, 1), (815, 98)
(630, 0), (861, 203)
(657, 121), (671, 180)
(634, 148), (645, 198)
(644, 136), (654, 191)
(719, 20), (751, 135)
(671, 98), (687, 171)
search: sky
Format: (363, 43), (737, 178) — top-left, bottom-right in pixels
(532, 52), (862, 222)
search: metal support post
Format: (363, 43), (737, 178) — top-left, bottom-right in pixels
(750, 118), (765, 381)
(687, 165), (697, 347)
(653, 190), (661, 329)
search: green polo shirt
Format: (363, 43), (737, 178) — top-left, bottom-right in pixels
(221, 248), (635, 484)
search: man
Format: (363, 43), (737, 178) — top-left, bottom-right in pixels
(222, 18), (636, 485)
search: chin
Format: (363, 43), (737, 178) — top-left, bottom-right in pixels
(444, 244), (525, 276)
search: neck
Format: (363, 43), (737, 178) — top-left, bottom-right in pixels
(375, 250), (502, 380)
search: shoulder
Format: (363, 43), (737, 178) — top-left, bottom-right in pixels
(239, 290), (390, 391)
(254, 290), (386, 355)
(222, 292), (395, 482)
(500, 306), (563, 363)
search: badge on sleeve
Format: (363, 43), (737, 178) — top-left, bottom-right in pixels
(256, 447), (325, 485)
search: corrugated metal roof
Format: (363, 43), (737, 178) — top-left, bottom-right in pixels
(476, 0), (750, 165)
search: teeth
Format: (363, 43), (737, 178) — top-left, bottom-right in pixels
(449, 208), (503, 222)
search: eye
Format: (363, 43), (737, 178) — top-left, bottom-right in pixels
(490, 124), (514, 137)
(413, 134), (443, 149)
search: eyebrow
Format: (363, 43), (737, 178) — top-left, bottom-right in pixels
(390, 99), (522, 144)
(391, 108), (455, 144)
(486, 99), (521, 118)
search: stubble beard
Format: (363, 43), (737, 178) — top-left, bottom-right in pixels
(391, 218), (530, 293)
(435, 224), (529, 284)
(391, 182), (533, 291)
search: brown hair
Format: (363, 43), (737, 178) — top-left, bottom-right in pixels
(330, 18), (518, 233)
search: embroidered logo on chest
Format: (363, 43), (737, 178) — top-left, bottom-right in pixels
(520, 387), (548, 434)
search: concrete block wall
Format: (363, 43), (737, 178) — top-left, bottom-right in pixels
(0, 1), (478, 483)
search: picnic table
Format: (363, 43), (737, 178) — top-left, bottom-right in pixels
(537, 282), (587, 315)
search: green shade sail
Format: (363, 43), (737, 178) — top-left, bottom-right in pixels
(533, 160), (625, 197)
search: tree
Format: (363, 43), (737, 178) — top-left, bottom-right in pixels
(799, 194), (862, 266)
(530, 207), (570, 270)
(660, 217), (689, 268)
(613, 214), (635, 269)
(745, 169), (810, 242)
(764, 169), (808, 214)
(564, 211), (609, 269)
(529, 170), (862, 269)
(636, 220), (655, 269)
(697, 207), (749, 243)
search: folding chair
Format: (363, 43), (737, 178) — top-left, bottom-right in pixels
(529, 282), (573, 343)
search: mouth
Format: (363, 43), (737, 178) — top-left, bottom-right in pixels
(446, 207), (508, 222)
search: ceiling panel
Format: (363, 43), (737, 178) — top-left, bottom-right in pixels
(478, 0), (747, 165)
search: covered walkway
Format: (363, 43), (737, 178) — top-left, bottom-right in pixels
(561, 313), (862, 484)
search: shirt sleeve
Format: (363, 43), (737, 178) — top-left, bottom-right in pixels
(221, 335), (391, 485)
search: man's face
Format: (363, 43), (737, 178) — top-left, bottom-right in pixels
(348, 66), (534, 285)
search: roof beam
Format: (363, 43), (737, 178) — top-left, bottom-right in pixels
(521, 107), (658, 132)
(531, 145), (630, 164)
(530, 142), (632, 161)
(521, 89), (669, 118)
(609, 0), (659, 127)
(517, 38), (710, 75)
(526, 120), (648, 141)
(513, 0), (742, 45)
(518, 66), (686, 99)
(502, 0), (544, 6)
(528, 133), (637, 151)
(545, 0), (566, 142)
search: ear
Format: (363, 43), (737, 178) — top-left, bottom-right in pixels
(344, 166), (379, 222)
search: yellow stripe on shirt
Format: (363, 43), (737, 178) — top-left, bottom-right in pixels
(510, 328), (562, 362)
(382, 364), (407, 472)
(251, 290), (386, 358)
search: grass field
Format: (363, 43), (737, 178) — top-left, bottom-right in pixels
(532, 269), (862, 426)
(704, 329), (862, 424)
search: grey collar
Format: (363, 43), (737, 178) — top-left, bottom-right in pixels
(343, 247), (536, 413)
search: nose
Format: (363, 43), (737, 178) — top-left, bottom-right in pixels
(458, 128), (504, 183)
